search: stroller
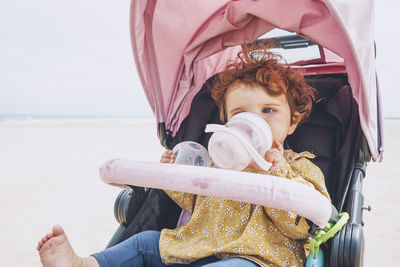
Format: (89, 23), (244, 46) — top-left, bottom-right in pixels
(103, 1), (383, 266)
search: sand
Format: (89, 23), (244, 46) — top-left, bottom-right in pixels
(362, 119), (400, 265)
(0, 119), (398, 266)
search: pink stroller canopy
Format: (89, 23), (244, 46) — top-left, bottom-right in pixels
(130, 0), (382, 161)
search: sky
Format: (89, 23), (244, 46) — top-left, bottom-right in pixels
(0, 1), (399, 118)
(0, 0), (151, 118)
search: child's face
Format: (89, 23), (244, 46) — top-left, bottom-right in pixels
(225, 82), (298, 145)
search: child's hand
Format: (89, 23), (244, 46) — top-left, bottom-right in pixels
(265, 141), (286, 171)
(160, 150), (176, 164)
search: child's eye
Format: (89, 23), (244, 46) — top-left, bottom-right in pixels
(262, 108), (274, 113)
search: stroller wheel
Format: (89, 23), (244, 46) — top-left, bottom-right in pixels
(329, 223), (364, 267)
(114, 187), (148, 226)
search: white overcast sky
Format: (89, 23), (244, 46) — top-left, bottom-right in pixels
(0, 1), (399, 118)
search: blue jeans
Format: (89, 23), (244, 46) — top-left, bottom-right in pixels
(92, 230), (259, 267)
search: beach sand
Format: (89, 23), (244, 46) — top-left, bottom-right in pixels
(0, 119), (398, 266)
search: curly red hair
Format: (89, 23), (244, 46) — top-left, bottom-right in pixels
(211, 43), (315, 124)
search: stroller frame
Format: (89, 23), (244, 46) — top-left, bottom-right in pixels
(103, 0), (382, 264)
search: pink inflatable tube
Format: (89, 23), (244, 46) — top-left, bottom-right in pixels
(100, 159), (332, 228)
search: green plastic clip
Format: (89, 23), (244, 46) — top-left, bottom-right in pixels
(310, 212), (349, 259)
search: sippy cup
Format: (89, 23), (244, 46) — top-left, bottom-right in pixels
(205, 112), (272, 171)
(172, 141), (211, 167)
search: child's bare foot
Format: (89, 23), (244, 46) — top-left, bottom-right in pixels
(37, 225), (99, 267)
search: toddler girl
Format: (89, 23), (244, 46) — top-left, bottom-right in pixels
(37, 44), (330, 267)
